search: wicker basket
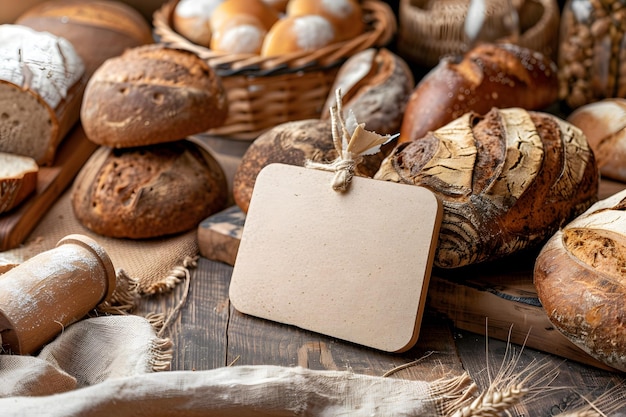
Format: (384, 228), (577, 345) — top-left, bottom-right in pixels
(397, 0), (559, 69)
(153, 0), (396, 140)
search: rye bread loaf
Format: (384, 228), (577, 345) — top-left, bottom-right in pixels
(567, 98), (626, 183)
(375, 107), (599, 268)
(534, 188), (626, 372)
(399, 43), (559, 144)
(80, 44), (228, 148)
(321, 48), (415, 136)
(232, 119), (395, 213)
(16, 0), (154, 78)
(0, 24), (85, 166)
(71, 140), (227, 239)
(0, 153), (39, 214)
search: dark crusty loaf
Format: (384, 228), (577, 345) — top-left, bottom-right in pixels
(0, 24), (85, 166)
(71, 140), (227, 239)
(567, 98), (626, 183)
(321, 48), (415, 136)
(80, 44), (228, 148)
(16, 0), (153, 78)
(375, 107), (599, 268)
(399, 43), (559, 144)
(534, 189), (626, 372)
(232, 119), (394, 213)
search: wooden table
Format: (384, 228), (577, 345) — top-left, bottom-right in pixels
(136, 254), (625, 416)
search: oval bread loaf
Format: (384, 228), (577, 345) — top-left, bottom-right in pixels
(16, 0), (153, 78)
(399, 43), (559, 143)
(0, 153), (39, 214)
(375, 107), (599, 268)
(80, 44), (228, 148)
(0, 24), (85, 166)
(71, 140), (228, 239)
(534, 188), (626, 372)
(567, 98), (626, 183)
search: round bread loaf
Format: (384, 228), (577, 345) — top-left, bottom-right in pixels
(286, 0), (364, 42)
(16, 0), (153, 78)
(399, 43), (559, 143)
(321, 48), (415, 135)
(210, 0), (279, 33)
(233, 119), (394, 213)
(534, 188), (626, 372)
(567, 98), (626, 183)
(71, 140), (228, 239)
(261, 14), (336, 56)
(375, 107), (599, 268)
(210, 14), (267, 54)
(173, 0), (224, 47)
(80, 44), (228, 148)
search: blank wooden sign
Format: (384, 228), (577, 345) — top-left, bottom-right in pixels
(229, 163), (442, 352)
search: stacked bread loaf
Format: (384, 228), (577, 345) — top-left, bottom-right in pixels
(74, 44), (230, 239)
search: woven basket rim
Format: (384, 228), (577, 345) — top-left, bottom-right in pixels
(153, 0), (397, 77)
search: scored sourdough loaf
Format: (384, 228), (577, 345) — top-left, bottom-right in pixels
(320, 48), (415, 136)
(80, 44), (228, 148)
(0, 24), (85, 166)
(375, 107), (599, 268)
(399, 43), (559, 144)
(534, 188), (626, 372)
(71, 140), (228, 239)
(567, 98), (626, 183)
(0, 153), (39, 214)
(16, 0), (154, 78)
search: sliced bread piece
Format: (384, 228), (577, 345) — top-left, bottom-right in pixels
(0, 152), (39, 214)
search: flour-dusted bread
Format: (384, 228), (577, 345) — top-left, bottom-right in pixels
(16, 0), (153, 78)
(0, 24), (85, 166)
(0, 153), (39, 214)
(375, 107), (599, 268)
(80, 44), (228, 148)
(567, 98), (626, 183)
(534, 189), (626, 372)
(71, 140), (228, 239)
(173, 0), (225, 47)
(321, 48), (415, 136)
(399, 43), (559, 144)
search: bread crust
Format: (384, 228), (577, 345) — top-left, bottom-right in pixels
(80, 44), (228, 148)
(534, 189), (626, 372)
(0, 153), (38, 214)
(376, 108), (599, 268)
(399, 43), (559, 143)
(71, 140), (227, 239)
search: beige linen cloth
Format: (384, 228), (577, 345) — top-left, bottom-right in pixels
(0, 190), (477, 416)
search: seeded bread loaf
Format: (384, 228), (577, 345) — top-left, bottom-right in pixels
(16, 0), (153, 78)
(80, 44), (228, 148)
(399, 43), (559, 144)
(375, 107), (599, 268)
(0, 153), (39, 214)
(0, 24), (85, 166)
(534, 188), (626, 372)
(71, 140), (228, 239)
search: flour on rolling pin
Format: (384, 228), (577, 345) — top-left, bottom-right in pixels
(229, 91), (443, 352)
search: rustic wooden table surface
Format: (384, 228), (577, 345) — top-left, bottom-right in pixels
(136, 253), (626, 416)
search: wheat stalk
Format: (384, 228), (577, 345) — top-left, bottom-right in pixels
(555, 380), (626, 417)
(450, 383), (528, 417)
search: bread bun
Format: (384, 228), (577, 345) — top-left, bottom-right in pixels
(400, 43), (559, 143)
(261, 14), (336, 56)
(567, 98), (626, 183)
(71, 140), (228, 239)
(210, 0), (279, 33)
(0, 153), (38, 214)
(80, 44), (228, 148)
(233, 118), (393, 213)
(210, 14), (267, 54)
(534, 188), (626, 372)
(173, 0), (224, 47)
(321, 48), (415, 135)
(16, 0), (153, 77)
(0, 24), (85, 166)
(376, 107), (599, 268)
(286, 0), (364, 42)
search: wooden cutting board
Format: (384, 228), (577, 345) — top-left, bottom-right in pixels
(0, 124), (97, 251)
(198, 179), (626, 371)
